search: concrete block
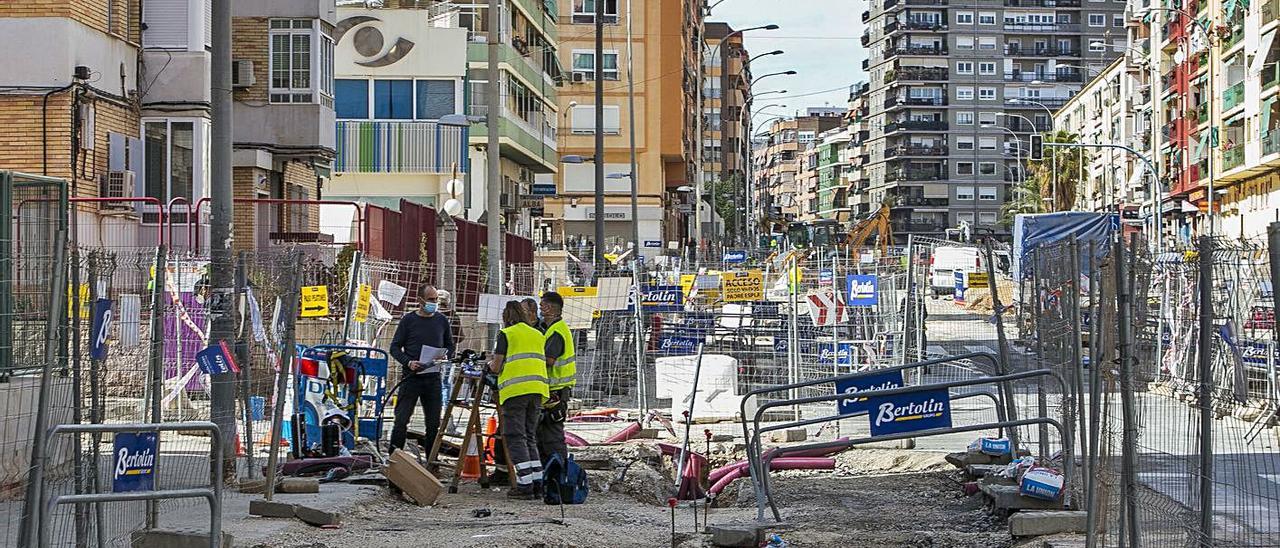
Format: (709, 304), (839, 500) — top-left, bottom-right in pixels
(294, 505), (342, 527)
(768, 428), (806, 443)
(130, 530), (234, 548)
(709, 525), (763, 547)
(635, 428), (661, 439)
(278, 477), (320, 494)
(236, 478), (268, 494)
(980, 484), (1064, 511)
(248, 499), (297, 518)
(945, 450), (993, 468)
(966, 464), (1004, 478)
(1009, 511), (1088, 537)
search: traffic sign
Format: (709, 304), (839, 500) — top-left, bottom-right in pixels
(300, 285), (329, 317)
(531, 183), (557, 196)
(353, 284), (372, 323)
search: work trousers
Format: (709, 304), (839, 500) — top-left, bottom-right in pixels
(536, 388), (570, 464)
(389, 372), (442, 452)
(501, 393), (544, 486)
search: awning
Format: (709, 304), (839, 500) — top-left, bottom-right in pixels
(1254, 30), (1277, 73)
(1263, 97), (1277, 132)
(1191, 133), (1206, 161)
(923, 183), (949, 198)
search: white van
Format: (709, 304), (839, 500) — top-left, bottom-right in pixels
(930, 246), (982, 297)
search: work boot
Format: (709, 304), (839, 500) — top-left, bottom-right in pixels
(506, 485), (537, 500)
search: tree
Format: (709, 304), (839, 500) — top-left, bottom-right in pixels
(704, 175), (741, 240)
(1003, 131), (1091, 226)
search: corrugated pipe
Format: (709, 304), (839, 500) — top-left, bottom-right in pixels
(565, 431), (589, 447)
(708, 437), (850, 483)
(708, 457), (836, 496)
(603, 422), (642, 443)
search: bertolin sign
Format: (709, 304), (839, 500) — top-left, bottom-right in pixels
(657, 335), (700, 355)
(638, 285), (683, 312)
(834, 369), (905, 414)
(113, 432), (158, 492)
(846, 274), (878, 307)
(867, 388), (952, 436)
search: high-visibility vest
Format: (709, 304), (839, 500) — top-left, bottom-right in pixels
(545, 319), (577, 390)
(497, 323), (549, 405)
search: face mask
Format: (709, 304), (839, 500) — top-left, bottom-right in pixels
(422, 302), (439, 314)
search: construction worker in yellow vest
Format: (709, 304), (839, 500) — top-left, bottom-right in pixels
(536, 291), (575, 464)
(489, 300), (549, 499)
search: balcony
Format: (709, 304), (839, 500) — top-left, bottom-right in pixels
(902, 20), (948, 31)
(861, 31), (871, 46)
(1004, 22), (1079, 32)
(1005, 97), (1068, 108)
(891, 221), (949, 233)
(884, 120), (949, 132)
(887, 67), (950, 82)
(885, 45), (948, 57)
(1005, 0), (1080, 5)
(905, 0), (948, 4)
(862, 58), (870, 71)
(1223, 25), (1244, 50)
(335, 120), (468, 174)
(1222, 146), (1244, 171)
(885, 168), (944, 182)
(883, 0), (900, 8)
(862, 10), (871, 21)
(885, 144), (948, 157)
(889, 196), (950, 207)
(1223, 82), (1244, 111)
(1264, 63), (1280, 93)
(884, 20), (900, 33)
(1004, 71), (1083, 83)
(1004, 45), (1081, 57)
(1264, 131), (1280, 157)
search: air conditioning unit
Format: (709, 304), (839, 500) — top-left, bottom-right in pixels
(571, 72), (588, 83)
(232, 60), (255, 88)
(101, 170), (136, 210)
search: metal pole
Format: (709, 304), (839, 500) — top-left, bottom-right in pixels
(593, 0), (606, 271)
(1196, 234), (1214, 545)
(235, 254), (255, 479)
(71, 250), (88, 548)
(632, 266), (647, 413)
(486, 0), (504, 297)
(1085, 239), (1100, 547)
(675, 343), (706, 483)
(1069, 238), (1087, 510)
(265, 251), (304, 501)
(1032, 248), (1048, 457)
(341, 250), (363, 343)
(626, 0), (641, 263)
(209, 0), (237, 480)
(86, 255), (105, 548)
(1116, 235), (1141, 547)
(984, 239), (1022, 452)
(147, 245), (166, 527)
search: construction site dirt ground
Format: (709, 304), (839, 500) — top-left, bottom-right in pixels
(220, 446), (1013, 548)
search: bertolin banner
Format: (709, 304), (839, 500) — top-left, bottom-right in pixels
(636, 285), (684, 312)
(846, 274), (878, 307)
(867, 388), (952, 436)
(113, 432), (158, 492)
(835, 369), (905, 414)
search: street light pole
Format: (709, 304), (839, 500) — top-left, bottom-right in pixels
(486, 0), (504, 292)
(626, 0), (640, 264)
(593, 0), (606, 271)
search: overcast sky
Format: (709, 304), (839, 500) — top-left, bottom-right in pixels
(712, 0), (865, 127)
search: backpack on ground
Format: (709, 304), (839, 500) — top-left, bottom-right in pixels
(543, 453), (588, 505)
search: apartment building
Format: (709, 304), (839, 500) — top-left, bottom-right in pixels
(329, 3), (470, 214)
(0, 0), (335, 251)
(1146, 0), (1280, 241)
(846, 82), (875, 218)
(538, 0), (704, 261)
(859, 0), (1124, 239)
(704, 22), (753, 242)
(752, 109), (845, 229)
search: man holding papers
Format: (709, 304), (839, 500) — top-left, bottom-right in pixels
(388, 285), (455, 453)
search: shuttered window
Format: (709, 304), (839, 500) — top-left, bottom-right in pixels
(143, 0), (189, 48)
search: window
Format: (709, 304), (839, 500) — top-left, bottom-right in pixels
(958, 136), (975, 150)
(979, 186), (998, 200)
(570, 104), (622, 134)
(143, 119), (204, 205)
(957, 186), (975, 200)
(979, 137), (997, 150)
(702, 81), (721, 98)
(978, 112), (997, 125)
(979, 62), (996, 75)
(978, 37), (997, 50)
(373, 80), (413, 119)
(1088, 13), (1105, 26)
(956, 62), (974, 75)
(957, 112), (974, 125)
(416, 80), (456, 119)
(798, 131), (817, 143)
(572, 0), (619, 24)
(978, 12), (996, 24)
(956, 36), (974, 50)
(957, 162), (974, 175)
(956, 11), (974, 24)
(979, 211), (998, 224)
(335, 79), (369, 119)
(958, 212), (975, 225)
(269, 19), (332, 104)
(1058, 39), (1072, 52)
(1089, 39), (1106, 52)
(335, 79), (457, 120)
(957, 86), (974, 100)
(978, 87), (996, 100)
(1113, 15), (1125, 27)
(979, 162), (997, 175)
(572, 50), (620, 80)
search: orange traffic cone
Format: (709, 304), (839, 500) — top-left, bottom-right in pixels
(461, 433), (482, 479)
(482, 416), (498, 465)
(236, 433), (247, 457)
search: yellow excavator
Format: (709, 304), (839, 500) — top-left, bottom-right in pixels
(772, 206), (893, 260)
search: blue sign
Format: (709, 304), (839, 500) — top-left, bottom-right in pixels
(1239, 339), (1279, 368)
(818, 342), (855, 367)
(819, 269), (834, 284)
(867, 388), (952, 436)
(638, 285), (684, 312)
(846, 274), (879, 307)
(773, 337), (787, 353)
(195, 341), (240, 375)
(90, 298), (113, 361)
(723, 250), (747, 263)
(112, 432), (157, 492)
(835, 369), (905, 414)
(954, 271), (966, 302)
(531, 183), (557, 196)
(753, 301), (779, 316)
(643, 240), (663, 248)
(657, 335), (701, 355)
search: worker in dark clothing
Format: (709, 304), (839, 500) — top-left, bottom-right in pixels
(388, 285), (455, 453)
(537, 291), (574, 464)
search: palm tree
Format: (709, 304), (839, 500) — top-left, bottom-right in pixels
(1002, 131), (1090, 226)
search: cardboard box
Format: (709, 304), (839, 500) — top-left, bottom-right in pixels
(385, 451), (444, 506)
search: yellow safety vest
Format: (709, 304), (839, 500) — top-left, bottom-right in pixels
(545, 319), (577, 390)
(497, 323), (549, 405)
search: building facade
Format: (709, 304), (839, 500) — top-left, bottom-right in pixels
(752, 109), (844, 231)
(859, 0), (1125, 239)
(704, 22), (753, 244)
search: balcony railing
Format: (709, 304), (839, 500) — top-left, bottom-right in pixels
(1004, 22), (1079, 32)
(885, 45), (948, 57)
(905, 0), (948, 5)
(1264, 63), (1280, 92)
(889, 196), (950, 207)
(1005, 97), (1068, 108)
(891, 221), (949, 233)
(885, 168), (944, 182)
(1005, 0), (1080, 5)
(885, 120), (949, 132)
(1004, 71), (1083, 83)
(885, 144), (948, 157)
(1222, 146), (1245, 171)
(335, 120), (468, 174)
(883, 0), (900, 8)
(888, 67), (950, 82)
(1004, 46), (1081, 57)
(902, 20), (948, 31)
(1223, 82), (1245, 111)
(1264, 131), (1280, 157)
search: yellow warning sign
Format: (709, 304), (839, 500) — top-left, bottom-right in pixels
(300, 285), (329, 318)
(967, 272), (990, 288)
(67, 283), (89, 319)
(721, 270), (764, 302)
(353, 284), (372, 323)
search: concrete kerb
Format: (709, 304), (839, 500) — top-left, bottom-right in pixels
(735, 351), (1004, 513)
(745, 368), (1071, 522)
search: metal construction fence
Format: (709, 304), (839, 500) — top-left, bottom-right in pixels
(1021, 232), (1280, 547)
